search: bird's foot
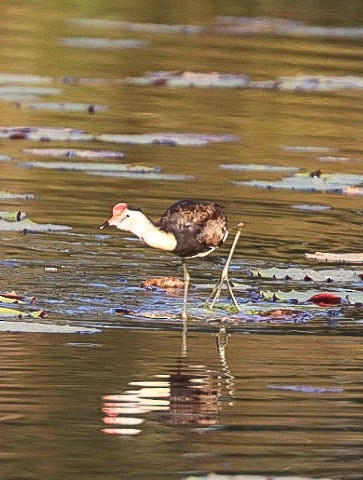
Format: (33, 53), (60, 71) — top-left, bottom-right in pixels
(205, 267), (241, 312)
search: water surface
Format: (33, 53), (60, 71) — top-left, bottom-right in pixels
(0, 1), (362, 479)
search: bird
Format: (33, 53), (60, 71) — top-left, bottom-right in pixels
(100, 199), (242, 319)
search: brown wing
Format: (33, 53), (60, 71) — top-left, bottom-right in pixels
(157, 200), (228, 257)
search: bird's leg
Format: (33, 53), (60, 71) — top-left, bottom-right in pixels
(181, 316), (187, 357)
(206, 222), (243, 311)
(181, 259), (190, 320)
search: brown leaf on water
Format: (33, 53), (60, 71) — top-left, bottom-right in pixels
(142, 277), (185, 289)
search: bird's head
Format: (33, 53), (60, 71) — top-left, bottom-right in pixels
(100, 203), (145, 232)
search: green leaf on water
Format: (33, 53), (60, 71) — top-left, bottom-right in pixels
(251, 267), (362, 282)
(260, 289), (363, 305)
(0, 211), (71, 232)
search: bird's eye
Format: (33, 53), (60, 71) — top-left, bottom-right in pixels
(125, 214), (130, 218)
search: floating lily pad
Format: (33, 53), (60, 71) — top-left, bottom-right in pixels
(260, 289), (363, 306)
(0, 212), (71, 232)
(0, 192), (35, 200)
(125, 71), (250, 88)
(19, 161), (159, 174)
(251, 267), (362, 282)
(23, 148), (125, 159)
(0, 74), (53, 85)
(267, 384), (343, 394)
(97, 132), (238, 146)
(318, 155), (355, 163)
(121, 70), (363, 92)
(0, 126), (93, 142)
(235, 172), (363, 194)
(0, 86), (61, 96)
(26, 102), (107, 113)
(89, 171), (195, 181)
(275, 75), (363, 92)
(60, 37), (148, 49)
(212, 16), (363, 39)
(291, 204), (331, 211)
(68, 18), (203, 35)
(0, 320), (99, 334)
(0, 306), (45, 320)
(280, 145), (337, 153)
(0, 211), (26, 221)
(305, 252), (363, 263)
(345, 186), (363, 196)
(220, 163), (299, 172)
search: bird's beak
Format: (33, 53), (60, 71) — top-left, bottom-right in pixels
(99, 220), (110, 230)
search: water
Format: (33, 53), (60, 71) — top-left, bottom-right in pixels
(0, 1), (362, 479)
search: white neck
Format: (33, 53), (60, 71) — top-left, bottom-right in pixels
(123, 213), (177, 252)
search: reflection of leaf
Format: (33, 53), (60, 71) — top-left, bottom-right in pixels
(252, 267), (361, 282)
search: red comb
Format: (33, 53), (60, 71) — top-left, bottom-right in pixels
(112, 203), (128, 215)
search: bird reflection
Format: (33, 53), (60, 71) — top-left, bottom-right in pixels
(101, 326), (234, 435)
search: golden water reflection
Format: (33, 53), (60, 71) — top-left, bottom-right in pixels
(102, 327), (235, 435)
